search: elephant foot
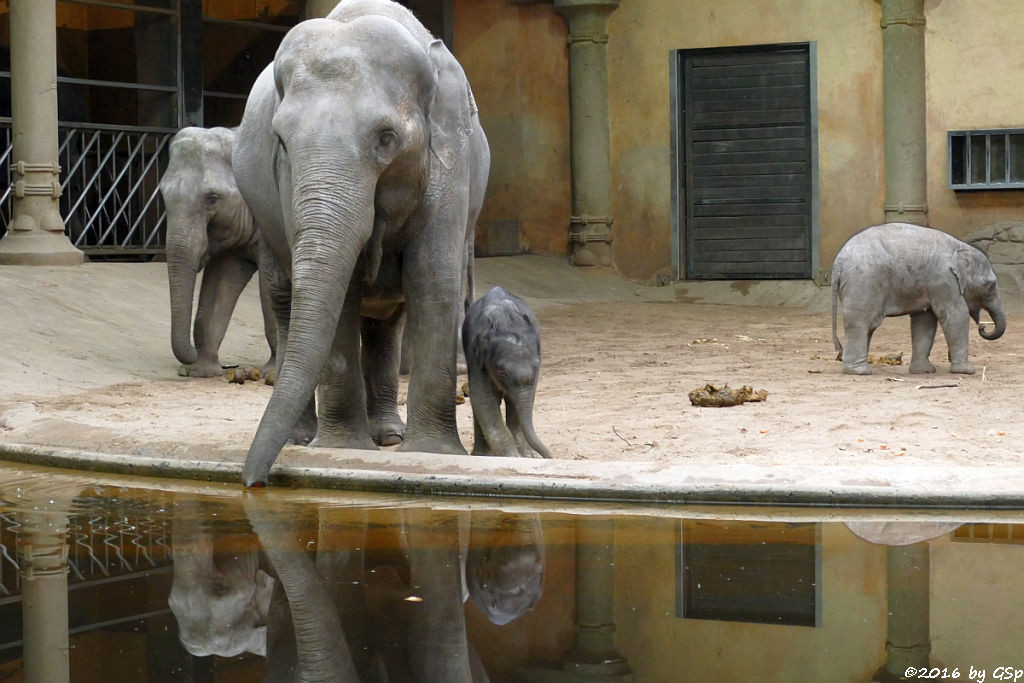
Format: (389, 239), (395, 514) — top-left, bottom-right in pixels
(949, 362), (976, 375)
(909, 360), (936, 374)
(260, 357), (277, 380)
(842, 363), (872, 376)
(370, 415), (405, 447)
(310, 429), (378, 451)
(398, 432), (467, 456)
(178, 361), (224, 378)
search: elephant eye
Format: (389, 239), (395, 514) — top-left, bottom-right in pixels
(377, 130), (398, 149)
(203, 193), (220, 209)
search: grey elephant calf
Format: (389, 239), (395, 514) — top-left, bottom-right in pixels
(463, 286), (551, 458)
(159, 126), (276, 378)
(832, 222), (1005, 375)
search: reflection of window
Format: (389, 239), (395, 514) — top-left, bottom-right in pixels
(676, 520), (821, 627)
(952, 523), (1024, 543)
(949, 129), (1024, 190)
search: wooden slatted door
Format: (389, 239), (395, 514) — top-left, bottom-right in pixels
(681, 44), (815, 279)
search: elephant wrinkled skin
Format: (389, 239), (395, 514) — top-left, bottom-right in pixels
(463, 286), (551, 459)
(159, 126), (276, 378)
(832, 222), (1006, 375)
(234, 0), (490, 487)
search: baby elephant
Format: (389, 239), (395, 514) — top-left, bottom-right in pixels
(160, 126), (276, 378)
(463, 286), (552, 458)
(832, 222), (1005, 375)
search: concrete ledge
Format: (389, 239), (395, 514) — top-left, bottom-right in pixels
(4, 442), (1024, 508)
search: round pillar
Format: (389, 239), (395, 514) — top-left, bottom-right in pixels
(881, 0), (928, 226)
(0, 0), (83, 265)
(562, 518), (632, 678)
(18, 510), (71, 683)
(873, 543), (931, 682)
(554, 0), (619, 267)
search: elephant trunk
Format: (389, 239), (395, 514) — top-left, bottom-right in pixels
(242, 164), (373, 487)
(166, 219), (207, 365)
(511, 386), (551, 459)
(245, 498), (359, 681)
(979, 297), (1006, 340)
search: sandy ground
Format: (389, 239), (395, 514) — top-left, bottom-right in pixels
(1, 256), (1021, 475)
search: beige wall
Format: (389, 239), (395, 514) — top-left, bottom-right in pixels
(453, 0), (1024, 282)
(612, 518), (887, 681)
(454, 0), (573, 257)
(925, 0), (1024, 237)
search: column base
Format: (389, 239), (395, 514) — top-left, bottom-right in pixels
(0, 229), (84, 265)
(570, 241), (613, 267)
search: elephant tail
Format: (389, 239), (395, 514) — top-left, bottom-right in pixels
(831, 265), (842, 359)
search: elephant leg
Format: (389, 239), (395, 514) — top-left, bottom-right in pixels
(399, 236), (467, 455)
(404, 510), (475, 683)
(261, 243), (317, 444)
(935, 301), (975, 374)
(312, 286), (377, 450)
(840, 309), (874, 375)
(909, 310), (938, 374)
(362, 304), (406, 447)
(467, 371), (518, 458)
(257, 267), (278, 377)
(186, 254), (257, 377)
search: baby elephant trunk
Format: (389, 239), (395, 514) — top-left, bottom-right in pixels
(510, 386), (552, 459)
(979, 304), (1006, 341)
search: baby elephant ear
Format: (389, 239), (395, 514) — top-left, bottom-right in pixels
(950, 247), (976, 296)
(427, 39), (475, 170)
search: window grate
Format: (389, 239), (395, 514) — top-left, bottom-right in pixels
(949, 129), (1024, 190)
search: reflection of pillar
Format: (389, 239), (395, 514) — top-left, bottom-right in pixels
(554, 0), (619, 268)
(873, 544), (930, 683)
(881, 0), (928, 226)
(18, 510), (71, 683)
(564, 519), (631, 677)
(0, 0), (84, 265)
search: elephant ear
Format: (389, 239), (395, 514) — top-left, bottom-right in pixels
(427, 39), (475, 170)
(951, 247), (975, 296)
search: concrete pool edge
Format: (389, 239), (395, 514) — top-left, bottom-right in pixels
(3, 441), (1024, 507)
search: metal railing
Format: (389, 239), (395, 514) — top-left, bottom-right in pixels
(0, 119), (174, 258)
(0, 505), (171, 598)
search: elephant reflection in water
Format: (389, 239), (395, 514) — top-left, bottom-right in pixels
(238, 502), (545, 681)
(167, 503), (276, 658)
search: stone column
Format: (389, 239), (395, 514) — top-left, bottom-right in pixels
(554, 0), (619, 267)
(18, 510), (71, 683)
(881, 0), (928, 226)
(873, 544), (931, 683)
(0, 0), (83, 265)
(562, 518), (632, 678)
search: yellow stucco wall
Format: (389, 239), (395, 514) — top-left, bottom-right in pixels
(613, 518), (887, 681)
(452, 0), (1024, 282)
(607, 0), (886, 280)
(453, 0), (573, 257)
(925, 0), (1024, 237)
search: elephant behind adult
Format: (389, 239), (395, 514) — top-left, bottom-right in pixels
(234, 0), (490, 486)
(160, 126), (276, 378)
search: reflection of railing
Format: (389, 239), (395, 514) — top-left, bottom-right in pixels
(0, 507), (171, 598)
(0, 119), (174, 258)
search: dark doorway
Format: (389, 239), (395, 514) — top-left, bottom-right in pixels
(674, 43), (818, 280)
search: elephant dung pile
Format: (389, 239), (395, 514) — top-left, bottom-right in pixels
(688, 383), (768, 407)
(867, 352), (903, 366)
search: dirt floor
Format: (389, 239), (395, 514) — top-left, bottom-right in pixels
(1, 256), (1021, 474)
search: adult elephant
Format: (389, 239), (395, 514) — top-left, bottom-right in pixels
(234, 0), (490, 487)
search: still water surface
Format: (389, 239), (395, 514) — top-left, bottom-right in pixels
(0, 462), (1022, 682)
